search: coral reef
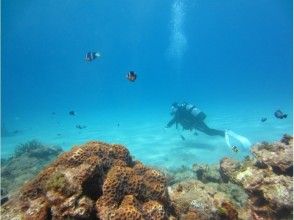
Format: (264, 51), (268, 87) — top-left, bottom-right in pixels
(1, 140), (63, 194)
(214, 182), (248, 208)
(191, 163), (248, 209)
(1, 135), (292, 219)
(192, 163), (221, 183)
(252, 136), (293, 175)
(1, 141), (176, 219)
(166, 165), (196, 185)
(168, 180), (242, 220)
(220, 134), (293, 220)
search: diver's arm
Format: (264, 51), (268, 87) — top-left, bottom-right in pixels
(166, 118), (176, 128)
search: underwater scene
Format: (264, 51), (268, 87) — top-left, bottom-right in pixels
(1, 0), (293, 219)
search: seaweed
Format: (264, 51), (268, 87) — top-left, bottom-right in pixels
(217, 206), (228, 216)
(45, 171), (71, 195)
(14, 140), (62, 158)
(15, 140), (45, 157)
(258, 141), (273, 151)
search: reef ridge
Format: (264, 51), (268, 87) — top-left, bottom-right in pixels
(1, 141), (176, 219)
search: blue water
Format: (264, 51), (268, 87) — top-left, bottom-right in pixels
(2, 0), (293, 168)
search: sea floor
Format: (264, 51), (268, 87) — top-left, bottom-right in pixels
(2, 103), (292, 169)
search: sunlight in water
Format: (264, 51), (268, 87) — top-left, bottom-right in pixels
(168, 0), (187, 61)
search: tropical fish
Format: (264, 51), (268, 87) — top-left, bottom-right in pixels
(261, 117), (267, 122)
(126, 71), (137, 82)
(85, 52), (100, 62)
(274, 110), (287, 119)
(180, 135), (185, 141)
(76, 125), (87, 129)
(232, 145), (239, 153)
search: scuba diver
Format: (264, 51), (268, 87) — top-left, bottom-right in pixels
(166, 102), (252, 150)
(166, 102), (225, 137)
(85, 52), (101, 62)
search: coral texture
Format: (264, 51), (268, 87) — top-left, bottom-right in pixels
(220, 135), (293, 220)
(1, 141), (176, 220)
(192, 163), (221, 183)
(252, 136), (293, 175)
(168, 180), (240, 220)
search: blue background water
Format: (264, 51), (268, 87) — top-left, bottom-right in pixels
(1, 0), (293, 168)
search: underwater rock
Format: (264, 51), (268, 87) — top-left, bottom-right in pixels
(1, 140), (63, 194)
(192, 163), (221, 183)
(168, 180), (240, 220)
(219, 158), (241, 183)
(166, 165), (195, 185)
(220, 135), (293, 220)
(213, 182), (248, 208)
(252, 136), (293, 175)
(1, 141), (176, 219)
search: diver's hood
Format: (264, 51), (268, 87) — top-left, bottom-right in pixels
(170, 106), (178, 114)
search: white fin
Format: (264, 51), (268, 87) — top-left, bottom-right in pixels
(225, 130), (251, 150)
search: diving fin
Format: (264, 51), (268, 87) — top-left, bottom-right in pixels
(225, 130), (251, 150)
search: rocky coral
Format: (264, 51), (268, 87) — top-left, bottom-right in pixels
(252, 135), (293, 175)
(1, 141), (176, 219)
(168, 180), (241, 220)
(220, 135), (293, 220)
(166, 165), (195, 185)
(192, 163), (221, 183)
(214, 182), (248, 208)
(2, 135), (292, 219)
(1, 140), (63, 194)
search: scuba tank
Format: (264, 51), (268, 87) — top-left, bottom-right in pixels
(185, 103), (201, 117)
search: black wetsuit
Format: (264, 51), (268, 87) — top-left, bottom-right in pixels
(166, 104), (225, 137)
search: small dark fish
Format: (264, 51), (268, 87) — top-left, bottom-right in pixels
(180, 135), (185, 141)
(13, 130), (19, 134)
(57, 133), (62, 136)
(274, 110), (287, 119)
(126, 71), (137, 82)
(52, 112), (56, 115)
(232, 145), (239, 153)
(85, 52), (100, 62)
(117, 123), (120, 127)
(261, 117), (267, 122)
(69, 111), (75, 116)
(76, 125), (87, 129)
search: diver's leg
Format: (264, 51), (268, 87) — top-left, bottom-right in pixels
(195, 121), (225, 137)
